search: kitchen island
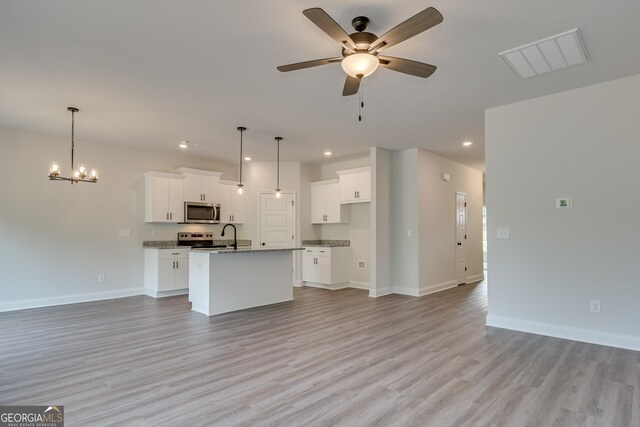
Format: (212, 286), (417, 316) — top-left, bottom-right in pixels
(188, 247), (302, 316)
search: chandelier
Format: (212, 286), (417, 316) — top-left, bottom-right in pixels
(48, 107), (98, 184)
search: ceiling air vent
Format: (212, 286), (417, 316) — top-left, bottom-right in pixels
(498, 29), (588, 79)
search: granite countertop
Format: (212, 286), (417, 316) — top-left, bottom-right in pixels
(143, 240), (251, 249)
(301, 240), (350, 247)
(190, 247), (303, 255)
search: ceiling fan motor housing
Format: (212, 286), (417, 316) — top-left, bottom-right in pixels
(348, 32), (378, 52)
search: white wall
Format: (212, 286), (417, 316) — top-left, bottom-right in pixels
(486, 73), (640, 350)
(418, 149), (484, 293)
(390, 149), (420, 293)
(388, 148), (483, 296)
(0, 127), (236, 310)
(370, 147), (392, 296)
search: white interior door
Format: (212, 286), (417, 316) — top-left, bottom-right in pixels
(260, 192), (295, 248)
(456, 192), (467, 284)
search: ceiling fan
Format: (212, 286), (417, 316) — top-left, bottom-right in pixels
(277, 7), (443, 96)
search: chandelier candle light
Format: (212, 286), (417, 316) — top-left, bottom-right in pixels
(237, 126), (246, 194)
(274, 136), (283, 198)
(48, 107), (98, 184)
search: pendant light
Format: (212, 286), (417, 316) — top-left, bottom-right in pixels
(274, 137), (283, 198)
(48, 107), (98, 184)
(236, 126), (246, 194)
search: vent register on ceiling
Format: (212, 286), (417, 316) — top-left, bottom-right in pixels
(499, 29), (588, 79)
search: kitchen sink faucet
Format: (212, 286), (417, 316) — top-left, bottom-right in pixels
(221, 223), (237, 250)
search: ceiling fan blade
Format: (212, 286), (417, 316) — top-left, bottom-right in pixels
(369, 7), (443, 52)
(303, 8), (357, 51)
(277, 57), (342, 72)
(378, 56), (437, 78)
(342, 75), (360, 96)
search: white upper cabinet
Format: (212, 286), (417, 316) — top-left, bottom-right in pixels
(311, 179), (350, 224)
(219, 181), (246, 223)
(176, 168), (222, 203)
(337, 167), (371, 203)
(144, 172), (185, 222)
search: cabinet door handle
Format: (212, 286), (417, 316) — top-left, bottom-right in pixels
(176, 261), (179, 269)
(170, 212), (172, 220)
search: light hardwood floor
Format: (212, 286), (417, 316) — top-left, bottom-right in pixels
(1, 281), (638, 426)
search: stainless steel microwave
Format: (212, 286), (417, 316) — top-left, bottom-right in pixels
(184, 202), (220, 224)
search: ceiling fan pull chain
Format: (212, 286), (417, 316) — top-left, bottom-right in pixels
(358, 79), (364, 122)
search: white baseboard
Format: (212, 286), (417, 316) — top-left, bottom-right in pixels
(369, 287), (392, 297)
(0, 288), (145, 312)
(418, 280), (458, 296)
(486, 314), (640, 352)
(144, 288), (188, 298)
(303, 281), (350, 290)
(293, 280), (304, 288)
(393, 286), (420, 297)
(349, 281), (370, 290)
(465, 274), (485, 283)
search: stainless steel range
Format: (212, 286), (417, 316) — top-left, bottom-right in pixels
(177, 232), (229, 249)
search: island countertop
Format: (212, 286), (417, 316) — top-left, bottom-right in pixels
(190, 247), (303, 254)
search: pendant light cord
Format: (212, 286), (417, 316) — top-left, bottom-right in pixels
(239, 128), (243, 184)
(70, 109), (75, 170)
(275, 136), (283, 191)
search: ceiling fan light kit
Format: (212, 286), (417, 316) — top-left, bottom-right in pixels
(277, 6), (443, 96)
(341, 53), (379, 78)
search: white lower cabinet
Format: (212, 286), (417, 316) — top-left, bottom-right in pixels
(144, 249), (189, 297)
(302, 247), (349, 288)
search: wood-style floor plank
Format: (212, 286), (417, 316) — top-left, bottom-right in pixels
(1, 281), (638, 426)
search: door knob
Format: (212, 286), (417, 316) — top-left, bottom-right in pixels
(262, 242), (265, 246)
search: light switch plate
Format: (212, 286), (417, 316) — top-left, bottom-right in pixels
(118, 229), (131, 237)
(497, 228), (510, 239)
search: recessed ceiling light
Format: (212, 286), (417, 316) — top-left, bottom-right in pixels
(462, 141), (473, 147)
(244, 156), (252, 161)
(179, 141), (189, 149)
(324, 151), (332, 156)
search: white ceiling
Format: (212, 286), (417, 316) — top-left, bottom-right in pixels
(2, 0), (640, 171)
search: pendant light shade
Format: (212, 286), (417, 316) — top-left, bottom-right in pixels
(274, 137), (283, 197)
(48, 107), (98, 184)
(237, 126), (246, 194)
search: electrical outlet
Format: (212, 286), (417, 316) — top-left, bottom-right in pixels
(432, 268), (437, 278)
(358, 260), (366, 269)
(98, 274), (105, 283)
(118, 229), (130, 237)
(407, 229), (412, 237)
(151, 229), (158, 237)
(590, 300), (601, 314)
